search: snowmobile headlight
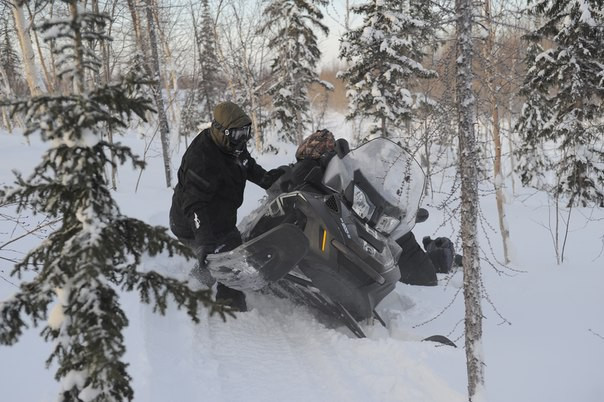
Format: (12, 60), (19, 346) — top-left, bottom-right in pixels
(352, 185), (375, 220)
(375, 215), (400, 235)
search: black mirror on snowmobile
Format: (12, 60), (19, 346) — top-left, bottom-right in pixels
(416, 208), (429, 223)
(335, 138), (350, 159)
(304, 166), (327, 189)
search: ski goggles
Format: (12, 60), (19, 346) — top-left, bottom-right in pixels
(212, 120), (253, 144)
(224, 124), (252, 143)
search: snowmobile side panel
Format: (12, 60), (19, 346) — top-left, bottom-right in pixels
(330, 239), (386, 284)
(206, 224), (309, 291)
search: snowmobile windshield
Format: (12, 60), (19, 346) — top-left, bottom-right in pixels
(322, 138), (425, 238)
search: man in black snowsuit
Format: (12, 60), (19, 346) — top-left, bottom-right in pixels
(170, 101), (283, 311)
(275, 129), (456, 286)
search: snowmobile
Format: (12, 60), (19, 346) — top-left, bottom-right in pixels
(206, 137), (454, 344)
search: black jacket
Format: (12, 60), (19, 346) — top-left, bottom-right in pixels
(170, 130), (269, 244)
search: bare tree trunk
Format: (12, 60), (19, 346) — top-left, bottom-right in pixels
(12, 2), (44, 95)
(151, 0), (178, 122)
(345, 0), (351, 30)
(47, 5), (59, 91)
(423, 117), (431, 197)
(405, 119), (412, 142)
(91, 0), (118, 189)
(250, 91), (261, 151)
(247, 79), (261, 151)
(25, 3), (54, 93)
(102, 9), (117, 189)
(294, 104), (304, 145)
(127, 0), (152, 79)
(127, 0), (144, 51)
(506, 103), (516, 195)
(144, 0), (172, 187)
(493, 105), (511, 263)
(455, 0), (485, 400)
(69, 1), (85, 95)
(0, 66), (14, 130)
(553, 192), (561, 265)
(1, 108), (12, 131)
(484, 0), (510, 264)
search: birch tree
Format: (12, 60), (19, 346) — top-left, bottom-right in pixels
(481, 0), (511, 264)
(143, 0), (173, 188)
(455, 0), (485, 399)
(11, 0), (45, 95)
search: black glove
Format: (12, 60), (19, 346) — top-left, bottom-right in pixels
(260, 167), (287, 189)
(194, 244), (216, 269)
(422, 236), (455, 274)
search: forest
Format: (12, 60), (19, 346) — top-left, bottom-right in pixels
(0, 0), (603, 401)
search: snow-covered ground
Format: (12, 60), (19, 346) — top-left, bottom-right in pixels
(1, 121), (603, 402)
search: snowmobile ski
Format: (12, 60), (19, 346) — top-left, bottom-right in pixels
(206, 224), (309, 291)
(267, 273), (368, 338)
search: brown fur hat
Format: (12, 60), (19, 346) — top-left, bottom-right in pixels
(295, 129), (336, 160)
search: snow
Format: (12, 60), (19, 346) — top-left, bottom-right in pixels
(1, 117), (604, 402)
(47, 288), (67, 330)
(578, 0), (597, 27)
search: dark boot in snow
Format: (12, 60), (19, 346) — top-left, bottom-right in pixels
(216, 283), (247, 312)
(395, 232), (438, 286)
(422, 236), (455, 274)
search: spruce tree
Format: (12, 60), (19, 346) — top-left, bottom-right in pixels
(180, 0), (222, 137)
(0, 12), (23, 129)
(178, 87), (205, 138)
(338, 0), (437, 139)
(198, 0), (222, 121)
(259, 0), (332, 144)
(0, 13), (23, 97)
(516, 0), (604, 206)
(0, 2), (230, 401)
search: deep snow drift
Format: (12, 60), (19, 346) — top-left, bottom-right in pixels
(1, 123), (603, 402)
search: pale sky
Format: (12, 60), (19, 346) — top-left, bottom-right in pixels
(318, 0), (362, 68)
